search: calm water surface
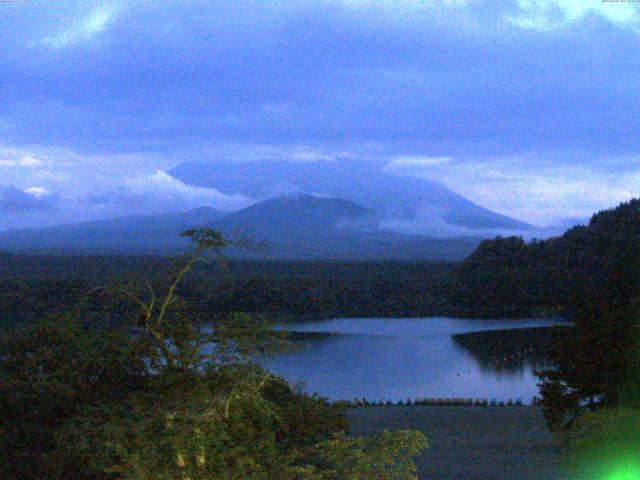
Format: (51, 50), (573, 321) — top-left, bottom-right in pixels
(265, 317), (569, 404)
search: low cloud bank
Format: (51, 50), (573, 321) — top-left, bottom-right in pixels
(0, 185), (57, 213)
(89, 170), (253, 214)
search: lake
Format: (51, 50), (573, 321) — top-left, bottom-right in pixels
(264, 317), (570, 405)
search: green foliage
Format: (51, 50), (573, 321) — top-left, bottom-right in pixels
(450, 199), (640, 428)
(65, 369), (295, 479)
(561, 407), (640, 479)
(0, 229), (428, 479)
(309, 430), (429, 480)
(0, 316), (149, 479)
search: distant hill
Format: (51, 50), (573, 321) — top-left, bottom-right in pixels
(169, 159), (533, 234)
(0, 194), (480, 261)
(0, 207), (225, 255)
(211, 194), (478, 260)
(449, 198), (640, 317)
(216, 193), (377, 241)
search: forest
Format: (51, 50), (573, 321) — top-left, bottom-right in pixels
(2, 199), (640, 478)
(0, 230), (429, 479)
(450, 199), (640, 457)
(0, 255), (454, 331)
(3, 194), (638, 329)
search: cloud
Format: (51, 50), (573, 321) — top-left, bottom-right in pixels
(509, 0), (640, 30)
(86, 169), (255, 215)
(0, 149), (44, 168)
(383, 156), (452, 175)
(0, 1), (638, 229)
(0, 185), (57, 213)
(116, 170), (254, 212)
(0, 0), (638, 161)
(379, 204), (506, 238)
(386, 154), (640, 227)
(0, 144), (256, 230)
(43, 5), (119, 48)
(24, 186), (50, 198)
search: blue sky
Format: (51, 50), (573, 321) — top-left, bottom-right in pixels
(0, 0), (639, 230)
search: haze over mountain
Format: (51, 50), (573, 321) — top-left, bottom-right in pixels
(0, 194), (480, 261)
(0, 207), (225, 255)
(217, 194), (377, 241)
(169, 159), (533, 237)
(214, 193), (480, 260)
(1, 1), (639, 237)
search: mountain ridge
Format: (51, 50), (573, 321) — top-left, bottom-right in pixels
(0, 194), (480, 260)
(168, 159), (533, 234)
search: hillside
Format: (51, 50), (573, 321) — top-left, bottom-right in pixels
(169, 159), (533, 234)
(211, 194), (479, 261)
(449, 198), (640, 317)
(215, 193), (377, 241)
(0, 207), (225, 255)
(0, 194), (480, 260)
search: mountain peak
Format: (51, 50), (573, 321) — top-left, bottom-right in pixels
(259, 193), (372, 214)
(169, 159), (532, 236)
(217, 194), (375, 241)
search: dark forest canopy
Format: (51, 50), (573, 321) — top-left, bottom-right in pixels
(0, 257), (454, 330)
(450, 198), (640, 426)
(449, 199), (640, 318)
(2, 198), (640, 328)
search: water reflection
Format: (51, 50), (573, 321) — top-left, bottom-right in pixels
(451, 326), (572, 373)
(264, 317), (569, 404)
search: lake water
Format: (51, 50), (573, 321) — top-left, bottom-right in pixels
(265, 317), (569, 405)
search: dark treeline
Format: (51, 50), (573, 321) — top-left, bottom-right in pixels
(450, 199), (640, 429)
(449, 199), (640, 319)
(0, 255), (453, 330)
(448, 236), (566, 318)
(0, 232), (429, 479)
(198, 261), (453, 319)
(4, 198), (639, 332)
(3, 198), (639, 332)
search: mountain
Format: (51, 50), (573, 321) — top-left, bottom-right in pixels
(210, 193), (479, 260)
(0, 195), (480, 260)
(0, 207), (225, 254)
(169, 159), (533, 234)
(216, 194), (377, 241)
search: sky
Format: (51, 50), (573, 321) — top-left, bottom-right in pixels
(1, 0), (639, 231)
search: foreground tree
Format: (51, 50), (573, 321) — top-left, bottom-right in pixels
(0, 316), (149, 479)
(0, 228), (427, 479)
(449, 200), (640, 429)
(561, 407), (640, 478)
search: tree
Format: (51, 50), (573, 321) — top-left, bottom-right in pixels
(448, 199), (640, 429)
(0, 228), (428, 479)
(0, 316), (149, 479)
(561, 407), (640, 478)
(536, 201), (640, 429)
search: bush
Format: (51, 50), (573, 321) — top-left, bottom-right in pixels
(0, 230), (429, 479)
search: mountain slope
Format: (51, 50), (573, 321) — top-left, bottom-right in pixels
(0, 207), (225, 254)
(207, 194), (479, 260)
(215, 194), (376, 242)
(449, 198), (640, 317)
(169, 159), (532, 233)
(0, 195), (480, 260)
